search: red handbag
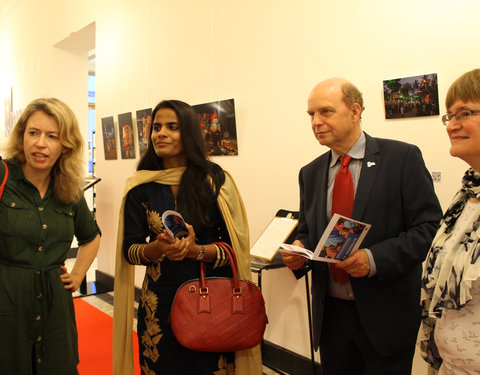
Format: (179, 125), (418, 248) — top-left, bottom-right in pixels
(170, 242), (267, 352)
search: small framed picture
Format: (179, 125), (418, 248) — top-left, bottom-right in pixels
(383, 73), (439, 119)
(136, 108), (152, 158)
(118, 112), (135, 159)
(101, 116), (117, 160)
(193, 99), (238, 155)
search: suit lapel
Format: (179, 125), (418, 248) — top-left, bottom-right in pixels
(318, 152), (330, 229)
(353, 134), (380, 219)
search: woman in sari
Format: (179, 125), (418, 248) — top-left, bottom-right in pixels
(112, 100), (262, 375)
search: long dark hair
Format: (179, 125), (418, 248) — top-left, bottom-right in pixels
(137, 100), (225, 233)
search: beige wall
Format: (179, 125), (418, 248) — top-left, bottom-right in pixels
(1, 0), (479, 372)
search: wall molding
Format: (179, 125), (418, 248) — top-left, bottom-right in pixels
(262, 340), (321, 375)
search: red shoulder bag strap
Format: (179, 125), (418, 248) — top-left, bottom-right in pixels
(0, 160), (9, 200)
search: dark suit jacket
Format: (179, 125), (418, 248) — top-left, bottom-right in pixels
(296, 133), (442, 357)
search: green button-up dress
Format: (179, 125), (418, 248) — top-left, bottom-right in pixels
(0, 158), (100, 375)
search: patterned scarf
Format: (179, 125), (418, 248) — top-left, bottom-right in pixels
(419, 168), (480, 371)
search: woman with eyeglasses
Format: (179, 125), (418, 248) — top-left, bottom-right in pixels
(420, 68), (480, 375)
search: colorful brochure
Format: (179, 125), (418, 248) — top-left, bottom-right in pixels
(280, 214), (371, 263)
(162, 210), (189, 239)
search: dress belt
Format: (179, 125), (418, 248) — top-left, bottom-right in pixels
(0, 259), (63, 362)
(0, 258), (62, 310)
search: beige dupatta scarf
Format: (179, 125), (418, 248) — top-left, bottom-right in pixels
(112, 167), (262, 374)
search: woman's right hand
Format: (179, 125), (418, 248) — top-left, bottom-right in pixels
(156, 231), (189, 261)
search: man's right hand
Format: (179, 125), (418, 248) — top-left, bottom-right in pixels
(281, 240), (307, 270)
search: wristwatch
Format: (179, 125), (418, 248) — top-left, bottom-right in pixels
(195, 245), (206, 261)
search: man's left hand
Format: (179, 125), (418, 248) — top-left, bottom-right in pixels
(336, 249), (370, 277)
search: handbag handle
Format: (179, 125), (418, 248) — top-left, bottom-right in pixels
(198, 242), (241, 296)
(0, 160), (8, 200)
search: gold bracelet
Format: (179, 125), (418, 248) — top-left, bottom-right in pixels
(195, 244), (206, 261)
(141, 245), (153, 263)
(213, 244), (221, 268)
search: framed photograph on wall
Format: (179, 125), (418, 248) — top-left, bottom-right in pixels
(136, 108), (152, 158)
(101, 116), (117, 160)
(3, 87), (20, 137)
(383, 73), (439, 119)
(118, 112), (135, 159)
(3, 94), (12, 137)
(193, 98), (238, 156)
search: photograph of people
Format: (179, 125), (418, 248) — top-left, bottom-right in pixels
(420, 68), (480, 375)
(112, 99), (262, 375)
(320, 233), (345, 259)
(0, 98), (101, 374)
(282, 77), (442, 375)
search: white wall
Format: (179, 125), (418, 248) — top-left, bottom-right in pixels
(2, 0), (480, 373)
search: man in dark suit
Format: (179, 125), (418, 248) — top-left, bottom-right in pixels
(282, 78), (442, 375)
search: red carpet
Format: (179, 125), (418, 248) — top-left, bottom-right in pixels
(74, 297), (141, 374)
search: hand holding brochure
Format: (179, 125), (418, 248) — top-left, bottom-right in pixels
(280, 244), (314, 259)
(162, 210), (189, 239)
(280, 214), (371, 263)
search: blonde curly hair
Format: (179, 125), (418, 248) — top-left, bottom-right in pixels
(6, 98), (85, 204)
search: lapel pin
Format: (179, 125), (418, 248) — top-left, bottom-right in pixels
(367, 161), (376, 168)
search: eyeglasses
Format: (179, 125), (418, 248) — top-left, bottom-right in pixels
(442, 109), (480, 126)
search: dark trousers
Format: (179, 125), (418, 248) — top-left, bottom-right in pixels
(320, 296), (416, 375)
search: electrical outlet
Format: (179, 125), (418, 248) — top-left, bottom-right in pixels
(432, 171), (441, 183)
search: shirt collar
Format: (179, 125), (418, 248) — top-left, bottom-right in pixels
(7, 157), (25, 181)
(8, 157), (54, 197)
(330, 131), (366, 168)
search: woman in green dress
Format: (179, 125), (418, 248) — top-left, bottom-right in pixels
(0, 98), (101, 375)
